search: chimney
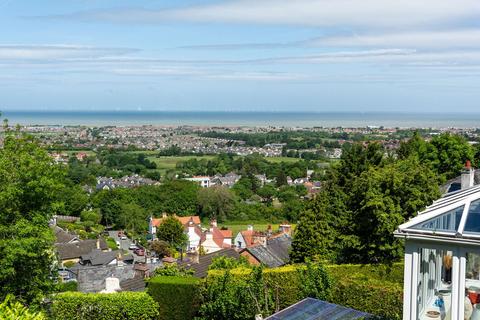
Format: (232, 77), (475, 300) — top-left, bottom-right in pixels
(461, 160), (475, 190)
(211, 219), (217, 228)
(205, 231), (213, 240)
(103, 277), (121, 293)
(247, 225), (253, 231)
(162, 212), (167, 219)
(96, 238), (101, 250)
(187, 251), (200, 264)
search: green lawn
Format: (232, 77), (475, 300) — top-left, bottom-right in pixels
(147, 155), (216, 173)
(216, 220), (296, 237)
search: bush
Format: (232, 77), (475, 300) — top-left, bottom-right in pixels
(147, 276), (201, 320)
(50, 292), (159, 320)
(56, 281), (78, 292)
(0, 295), (46, 320)
(207, 263), (403, 320)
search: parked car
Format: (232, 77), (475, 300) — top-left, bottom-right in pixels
(121, 235), (127, 240)
(134, 248), (145, 256)
(129, 243), (138, 250)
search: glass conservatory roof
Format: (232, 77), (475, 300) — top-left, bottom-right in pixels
(398, 185), (480, 240)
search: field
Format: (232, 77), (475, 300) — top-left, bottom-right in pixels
(216, 220), (296, 236)
(147, 155), (216, 173)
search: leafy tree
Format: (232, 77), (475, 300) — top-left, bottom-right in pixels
(149, 240), (172, 258)
(197, 186), (235, 221)
(0, 131), (65, 304)
(208, 256), (250, 271)
(117, 202), (148, 234)
(257, 185), (277, 205)
(80, 209), (102, 225)
(298, 261), (333, 301)
(0, 295), (46, 319)
(156, 216), (188, 249)
(151, 263), (194, 277)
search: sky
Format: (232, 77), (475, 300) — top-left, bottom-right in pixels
(1, 0), (480, 112)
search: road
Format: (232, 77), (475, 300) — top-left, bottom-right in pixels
(108, 231), (146, 263)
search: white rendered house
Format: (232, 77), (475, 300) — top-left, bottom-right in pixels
(395, 182), (480, 320)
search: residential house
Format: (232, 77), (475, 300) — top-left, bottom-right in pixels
(53, 226), (79, 244)
(240, 233), (292, 268)
(234, 225), (268, 249)
(441, 161), (480, 194)
(178, 248), (240, 278)
(55, 238), (109, 266)
(79, 250), (134, 267)
(211, 172), (241, 188)
(185, 176), (211, 188)
(149, 214), (232, 253)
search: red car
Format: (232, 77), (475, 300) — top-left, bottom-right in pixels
(134, 248), (145, 256)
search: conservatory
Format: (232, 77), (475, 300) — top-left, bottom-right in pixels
(395, 184), (480, 320)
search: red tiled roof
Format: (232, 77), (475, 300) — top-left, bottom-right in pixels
(151, 215), (201, 227)
(220, 229), (232, 238)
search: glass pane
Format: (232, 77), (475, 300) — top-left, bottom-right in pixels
(464, 200), (480, 233)
(416, 248), (452, 320)
(465, 253), (480, 319)
(412, 206), (464, 233)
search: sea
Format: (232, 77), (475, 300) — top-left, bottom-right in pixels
(2, 110), (480, 128)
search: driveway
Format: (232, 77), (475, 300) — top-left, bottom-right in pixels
(108, 231), (146, 262)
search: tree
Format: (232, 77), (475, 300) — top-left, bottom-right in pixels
(197, 186), (235, 221)
(149, 240), (171, 258)
(117, 202), (148, 234)
(257, 185), (277, 205)
(156, 216), (188, 249)
(0, 131), (65, 304)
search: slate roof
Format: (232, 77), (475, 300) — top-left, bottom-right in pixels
(179, 248), (240, 278)
(266, 298), (371, 320)
(120, 276), (146, 292)
(81, 250), (118, 266)
(241, 234), (292, 268)
(55, 239), (108, 261)
(441, 169), (480, 194)
(53, 226), (78, 244)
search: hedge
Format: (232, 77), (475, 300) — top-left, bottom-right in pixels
(207, 263), (403, 320)
(147, 276), (202, 320)
(49, 292), (159, 320)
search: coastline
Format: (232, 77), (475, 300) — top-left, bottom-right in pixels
(2, 110), (480, 128)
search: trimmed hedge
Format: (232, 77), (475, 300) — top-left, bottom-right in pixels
(49, 292), (159, 320)
(147, 276), (202, 320)
(207, 263), (403, 320)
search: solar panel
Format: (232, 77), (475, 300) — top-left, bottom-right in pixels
(265, 298), (371, 320)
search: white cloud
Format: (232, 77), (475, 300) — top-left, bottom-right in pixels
(311, 29), (480, 49)
(60, 0), (480, 28)
(0, 45), (137, 60)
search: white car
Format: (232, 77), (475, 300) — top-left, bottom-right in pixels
(128, 243), (137, 250)
(120, 235), (127, 240)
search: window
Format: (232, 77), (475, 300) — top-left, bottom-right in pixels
(463, 200), (480, 234)
(464, 252), (480, 319)
(412, 206), (464, 233)
(416, 248), (452, 320)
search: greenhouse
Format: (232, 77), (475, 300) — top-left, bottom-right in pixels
(395, 182), (480, 320)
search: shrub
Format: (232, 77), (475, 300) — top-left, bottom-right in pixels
(56, 281), (78, 292)
(50, 292), (159, 320)
(151, 263), (194, 277)
(147, 276), (201, 320)
(0, 296), (45, 320)
(207, 263), (403, 319)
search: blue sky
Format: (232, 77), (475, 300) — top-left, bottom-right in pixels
(1, 0), (480, 112)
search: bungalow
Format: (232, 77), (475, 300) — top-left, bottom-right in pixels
(240, 233), (292, 268)
(79, 250), (134, 267)
(55, 238), (109, 266)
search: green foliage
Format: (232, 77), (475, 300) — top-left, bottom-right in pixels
(156, 216), (188, 249)
(50, 292), (159, 320)
(55, 281), (78, 292)
(206, 263), (402, 320)
(399, 131), (474, 180)
(147, 276), (201, 320)
(149, 240), (172, 258)
(298, 261), (333, 301)
(152, 264), (194, 277)
(0, 295), (46, 320)
(80, 209), (102, 224)
(197, 186), (236, 221)
(0, 133), (64, 304)
(292, 141), (440, 264)
(208, 256), (250, 271)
